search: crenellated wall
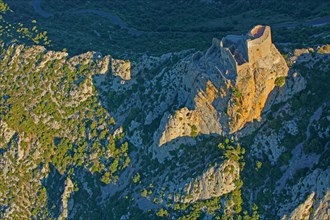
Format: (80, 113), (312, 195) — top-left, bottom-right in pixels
(217, 25), (272, 73)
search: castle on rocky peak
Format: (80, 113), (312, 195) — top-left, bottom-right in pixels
(210, 25), (272, 74)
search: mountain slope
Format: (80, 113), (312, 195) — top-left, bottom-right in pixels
(0, 19), (329, 219)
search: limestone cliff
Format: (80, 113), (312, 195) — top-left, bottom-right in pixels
(111, 58), (131, 81)
(158, 81), (222, 147)
(1, 20), (329, 219)
(228, 44), (288, 132)
(280, 168), (330, 220)
(183, 160), (240, 203)
(149, 25), (288, 160)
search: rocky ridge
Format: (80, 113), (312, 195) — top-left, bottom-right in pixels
(133, 25), (290, 161)
(0, 23), (329, 219)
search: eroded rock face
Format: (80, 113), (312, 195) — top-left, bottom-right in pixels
(183, 160), (240, 203)
(60, 177), (74, 220)
(152, 25), (288, 160)
(158, 81), (222, 147)
(149, 159), (241, 205)
(279, 168), (330, 219)
(111, 59), (131, 80)
(228, 43), (288, 132)
(313, 190), (330, 220)
(283, 192), (315, 220)
(282, 191), (330, 220)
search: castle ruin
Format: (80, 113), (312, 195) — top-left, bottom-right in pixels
(211, 25), (272, 76)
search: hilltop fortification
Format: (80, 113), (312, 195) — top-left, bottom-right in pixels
(217, 25), (287, 132)
(213, 25), (272, 76)
(247, 25), (272, 64)
(153, 25), (288, 154)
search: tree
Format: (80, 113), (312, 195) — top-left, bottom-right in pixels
(275, 77), (286, 87)
(141, 189), (148, 197)
(110, 158), (119, 174)
(101, 172), (111, 184)
(190, 124), (198, 138)
(232, 188), (243, 213)
(156, 208), (169, 217)
(0, 0), (8, 13)
(132, 173), (141, 184)
(255, 161), (262, 170)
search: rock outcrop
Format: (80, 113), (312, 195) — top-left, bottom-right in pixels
(150, 25), (288, 160)
(158, 81), (222, 147)
(279, 168), (330, 219)
(283, 193), (315, 220)
(317, 44), (330, 54)
(60, 177), (74, 220)
(213, 25), (288, 132)
(111, 58), (131, 81)
(312, 190), (330, 220)
(183, 160), (240, 203)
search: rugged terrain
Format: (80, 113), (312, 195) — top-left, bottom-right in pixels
(0, 1), (330, 219)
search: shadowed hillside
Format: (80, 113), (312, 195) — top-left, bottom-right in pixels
(5, 0), (330, 57)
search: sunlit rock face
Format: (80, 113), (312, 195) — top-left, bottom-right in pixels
(182, 160), (240, 203)
(152, 25), (288, 160)
(280, 168), (330, 220)
(111, 58), (131, 81)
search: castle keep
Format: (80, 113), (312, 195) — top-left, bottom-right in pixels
(211, 25), (272, 75)
(246, 26), (272, 64)
(203, 25), (288, 133)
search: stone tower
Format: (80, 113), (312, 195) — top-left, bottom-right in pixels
(246, 25), (272, 64)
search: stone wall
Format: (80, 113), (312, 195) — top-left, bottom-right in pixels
(215, 25), (272, 74)
(247, 26), (272, 64)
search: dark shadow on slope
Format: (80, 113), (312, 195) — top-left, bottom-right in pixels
(67, 166), (154, 220)
(42, 163), (66, 219)
(139, 134), (228, 186)
(92, 43), (230, 150)
(67, 167), (105, 219)
(8, 0), (330, 57)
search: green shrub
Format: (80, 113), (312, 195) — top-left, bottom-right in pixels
(190, 124), (198, 138)
(275, 77), (286, 87)
(141, 189), (148, 197)
(156, 208), (169, 217)
(232, 87), (242, 98)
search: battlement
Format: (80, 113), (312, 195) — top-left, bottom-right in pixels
(218, 25), (272, 71)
